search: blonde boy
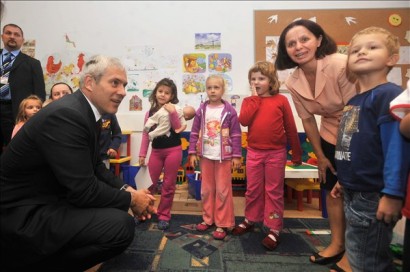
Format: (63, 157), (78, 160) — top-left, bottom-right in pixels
(332, 27), (410, 271)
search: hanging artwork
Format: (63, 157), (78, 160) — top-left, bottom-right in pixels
(183, 53), (206, 73)
(208, 53), (231, 73)
(195, 33), (221, 50)
(182, 74), (206, 94)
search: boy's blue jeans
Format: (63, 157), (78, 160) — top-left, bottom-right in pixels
(343, 189), (396, 272)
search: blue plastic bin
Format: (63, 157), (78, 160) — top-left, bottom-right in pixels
(186, 173), (201, 200)
(121, 165), (140, 188)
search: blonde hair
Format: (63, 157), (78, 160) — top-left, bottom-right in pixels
(248, 61), (280, 95)
(349, 27), (400, 56)
(15, 95), (42, 123)
(206, 74), (226, 92)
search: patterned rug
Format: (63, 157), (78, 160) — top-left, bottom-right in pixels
(99, 214), (332, 271)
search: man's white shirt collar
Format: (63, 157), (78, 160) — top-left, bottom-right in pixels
(80, 91), (101, 122)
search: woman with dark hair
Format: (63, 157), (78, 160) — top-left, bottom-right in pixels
(275, 19), (357, 272)
(43, 82), (73, 106)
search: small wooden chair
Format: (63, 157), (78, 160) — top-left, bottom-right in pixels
(285, 178), (322, 211)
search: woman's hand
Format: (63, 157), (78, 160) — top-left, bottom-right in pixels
(317, 156), (336, 184)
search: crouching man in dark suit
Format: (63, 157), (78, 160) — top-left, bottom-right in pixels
(0, 55), (156, 271)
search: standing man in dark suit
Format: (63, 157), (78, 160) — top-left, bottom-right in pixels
(0, 23), (45, 155)
(0, 55), (157, 271)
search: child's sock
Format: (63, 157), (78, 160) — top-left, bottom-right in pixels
(244, 218), (254, 225)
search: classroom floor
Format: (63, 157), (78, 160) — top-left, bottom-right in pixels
(85, 183), (322, 272)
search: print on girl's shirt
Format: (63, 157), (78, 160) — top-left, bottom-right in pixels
(204, 119), (220, 147)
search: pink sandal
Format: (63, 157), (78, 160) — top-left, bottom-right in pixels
(196, 222), (214, 232)
(262, 230), (280, 251)
(232, 220), (254, 236)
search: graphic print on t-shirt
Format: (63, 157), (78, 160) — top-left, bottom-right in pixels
(335, 105), (360, 162)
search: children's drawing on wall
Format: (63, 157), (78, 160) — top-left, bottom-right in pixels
(265, 36), (279, 63)
(124, 45), (158, 71)
(220, 73), (233, 93)
(129, 95), (143, 111)
(22, 39), (36, 58)
(208, 53), (231, 73)
(183, 54), (206, 73)
(182, 74), (206, 94)
(230, 94), (240, 108)
(195, 33), (221, 50)
(42, 51), (88, 96)
(337, 43), (349, 55)
(127, 76), (140, 93)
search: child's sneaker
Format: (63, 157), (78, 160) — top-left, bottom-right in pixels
(157, 220), (169, 230)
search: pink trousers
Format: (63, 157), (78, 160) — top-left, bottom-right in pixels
(148, 145), (182, 221)
(244, 147), (287, 230)
(200, 158), (235, 228)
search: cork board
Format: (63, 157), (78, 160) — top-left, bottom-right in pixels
(254, 8), (410, 89)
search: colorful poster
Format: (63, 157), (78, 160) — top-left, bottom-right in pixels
(208, 53), (231, 73)
(195, 33), (221, 50)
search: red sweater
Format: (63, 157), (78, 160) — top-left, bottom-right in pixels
(239, 95), (302, 164)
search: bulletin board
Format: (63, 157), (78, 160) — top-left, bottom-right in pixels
(254, 8), (410, 89)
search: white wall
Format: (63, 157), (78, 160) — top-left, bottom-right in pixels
(2, 0), (409, 161)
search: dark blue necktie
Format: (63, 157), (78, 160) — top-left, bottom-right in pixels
(0, 52), (13, 99)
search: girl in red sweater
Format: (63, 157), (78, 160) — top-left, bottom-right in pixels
(232, 61), (302, 250)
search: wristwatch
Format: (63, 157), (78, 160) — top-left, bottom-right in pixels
(120, 184), (130, 191)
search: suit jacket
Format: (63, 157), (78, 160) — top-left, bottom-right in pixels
(0, 90), (130, 257)
(1, 49), (46, 120)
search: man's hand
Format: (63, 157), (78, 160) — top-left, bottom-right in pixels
(129, 188), (157, 220)
(107, 148), (118, 158)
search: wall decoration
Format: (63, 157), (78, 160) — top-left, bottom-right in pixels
(195, 33), (221, 50)
(42, 51), (88, 95)
(22, 39), (36, 58)
(220, 73), (233, 93)
(208, 53), (232, 73)
(265, 36), (279, 63)
(129, 95), (143, 111)
(183, 53), (206, 73)
(182, 74), (206, 94)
